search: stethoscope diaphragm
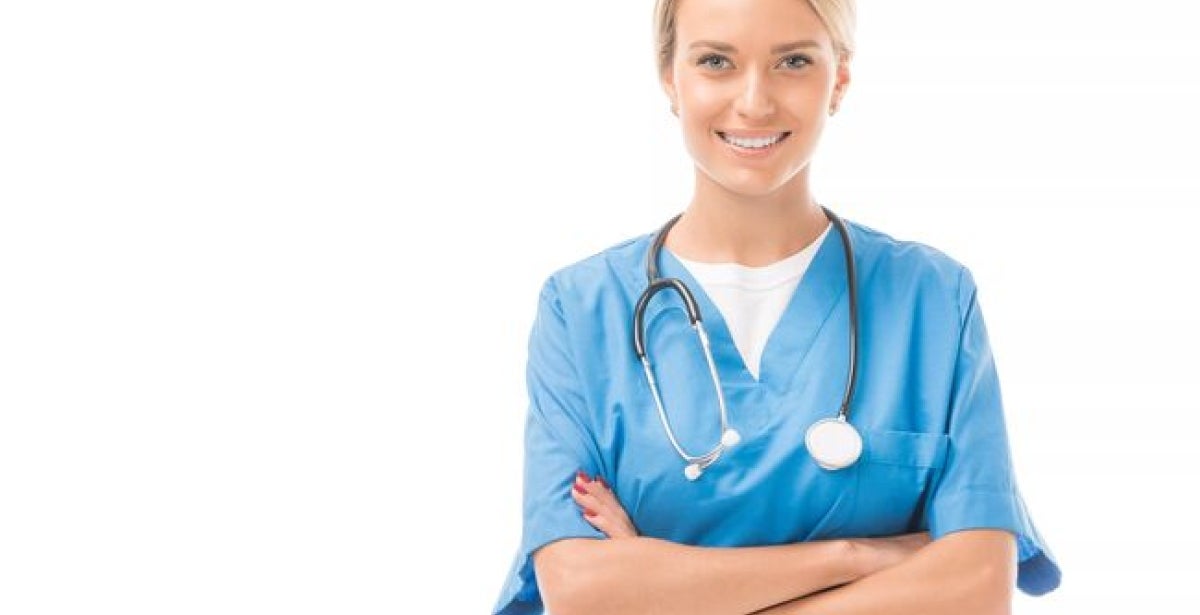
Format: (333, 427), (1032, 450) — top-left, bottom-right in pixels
(804, 417), (863, 471)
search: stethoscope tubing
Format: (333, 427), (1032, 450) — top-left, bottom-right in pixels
(633, 205), (860, 476)
(634, 278), (734, 469)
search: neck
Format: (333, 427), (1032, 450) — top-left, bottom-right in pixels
(665, 169), (830, 266)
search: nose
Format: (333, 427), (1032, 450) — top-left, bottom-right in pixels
(734, 71), (776, 121)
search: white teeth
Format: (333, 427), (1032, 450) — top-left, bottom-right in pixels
(719, 132), (787, 149)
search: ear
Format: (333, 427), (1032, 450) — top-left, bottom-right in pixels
(660, 65), (679, 112)
(831, 54), (851, 108)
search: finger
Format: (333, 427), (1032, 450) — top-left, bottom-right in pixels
(570, 481), (600, 510)
(574, 481), (637, 539)
(578, 476), (629, 519)
(572, 472), (602, 499)
(571, 483), (622, 533)
(574, 475), (633, 527)
(589, 476), (616, 497)
(570, 487), (612, 536)
(581, 511), (614, 538)
(576, 476), (614, 505)
(573, 475), (616, 504)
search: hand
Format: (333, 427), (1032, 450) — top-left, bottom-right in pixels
(847, 532), (932, 575)
(571, 470), (639, 539)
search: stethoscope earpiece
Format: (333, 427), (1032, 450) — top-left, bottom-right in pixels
(721, 428), (741, 448)
(635, 206), (862, 480)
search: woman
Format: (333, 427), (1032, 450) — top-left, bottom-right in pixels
(493, 1), (1061, 613)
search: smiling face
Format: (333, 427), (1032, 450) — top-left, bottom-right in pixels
(661, 0), (851, 198)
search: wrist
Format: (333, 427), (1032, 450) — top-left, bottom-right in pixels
(840, 538), (871, 580)
(830, 538), (868, 586)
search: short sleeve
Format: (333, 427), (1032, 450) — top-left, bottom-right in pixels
(492, 277), (606, 615)
(925, 268), (1062, 596)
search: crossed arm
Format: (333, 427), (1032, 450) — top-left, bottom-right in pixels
(533, 476), (1016, 615)
(749, 529), (1016, 615)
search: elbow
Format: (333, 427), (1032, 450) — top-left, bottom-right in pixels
(936, 529), (1017, 615)
(533, 538), (607, 615)
(962, 533), (1018, 615)
(973, 561), (1016, 615)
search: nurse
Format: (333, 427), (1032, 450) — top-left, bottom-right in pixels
(494, 0), (1061, 613)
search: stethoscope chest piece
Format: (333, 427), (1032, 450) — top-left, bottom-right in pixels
(804, 417), (863, 471)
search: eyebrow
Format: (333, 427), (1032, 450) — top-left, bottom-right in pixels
(688, 40), (822, 54)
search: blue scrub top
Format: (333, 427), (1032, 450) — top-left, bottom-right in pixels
(493, 218), (1061, 614)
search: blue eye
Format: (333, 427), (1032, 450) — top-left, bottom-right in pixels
(697, 54), (730, 70)
(782, 54), (813, 69)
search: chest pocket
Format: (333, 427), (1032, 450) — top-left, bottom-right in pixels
(842, 429), (950, 537)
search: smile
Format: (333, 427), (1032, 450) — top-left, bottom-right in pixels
(716, 131), (791, 151)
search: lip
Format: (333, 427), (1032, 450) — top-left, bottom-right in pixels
(717, 129), (791, 139)
(716, 130), (791, 158)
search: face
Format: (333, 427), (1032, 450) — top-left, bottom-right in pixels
(662, 0), (850, 198)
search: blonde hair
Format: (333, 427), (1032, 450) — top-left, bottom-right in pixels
(653, 0), (857, 76)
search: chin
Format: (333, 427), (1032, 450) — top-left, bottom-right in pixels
(725, 182), (783, 198)
(708, 168), (793, 198)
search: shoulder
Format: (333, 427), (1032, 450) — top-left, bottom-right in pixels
(846, 218), (978, 323)
(538, 231), (653, 309)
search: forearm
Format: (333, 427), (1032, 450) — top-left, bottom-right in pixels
(752, 530), (1017, 615)
(535, 535), (862, 615)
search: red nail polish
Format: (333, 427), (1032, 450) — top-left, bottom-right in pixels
(573, 483), (587, 495)
(584, 509), (597, 517)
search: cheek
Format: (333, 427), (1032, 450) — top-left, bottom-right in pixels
(677, 79), (728, 120)
(777, 85), (829, 116)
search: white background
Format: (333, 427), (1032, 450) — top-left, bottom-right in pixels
(2, 1), (1197, 613)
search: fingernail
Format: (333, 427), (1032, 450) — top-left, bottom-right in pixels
(573, 483), (587, 495)
(597, 477), (608, 488)
(584, 509), (597, 517)
(576, 470), (589, 482)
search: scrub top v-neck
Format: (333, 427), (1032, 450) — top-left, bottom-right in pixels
(492, 217), (1062, 615)
(667, 221), (831, 382)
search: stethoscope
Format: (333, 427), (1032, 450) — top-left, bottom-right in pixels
(632, 205), (863, 481)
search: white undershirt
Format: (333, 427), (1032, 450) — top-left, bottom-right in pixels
(668, 222), (830, 381)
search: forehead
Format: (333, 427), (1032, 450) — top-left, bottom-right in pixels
(675, 0), (831, 47)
